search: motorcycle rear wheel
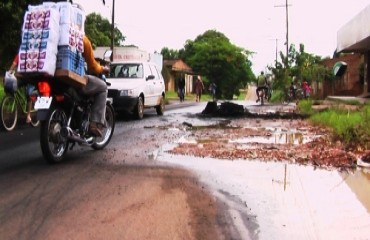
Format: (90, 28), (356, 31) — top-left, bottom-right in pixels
(40, 108), (69, 163)
(92, 103), (115, 150)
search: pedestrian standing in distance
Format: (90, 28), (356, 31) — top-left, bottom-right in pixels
(178, 77), (185, 102)
(195, 76), (204, 102)
(302, 79), (309, 98)
(209, 82), (217, 101)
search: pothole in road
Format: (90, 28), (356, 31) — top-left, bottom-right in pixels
(163, 118), (362, 170)
(155, 118), (370, 218)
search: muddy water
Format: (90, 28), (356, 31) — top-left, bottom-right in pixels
(342, 169), (370, 213)
(229, 127), (314, 145)
(157, 100), (370, 239)
(158, 148), (370, 240)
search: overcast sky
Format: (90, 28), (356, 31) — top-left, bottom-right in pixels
(74, 0), (370, 74)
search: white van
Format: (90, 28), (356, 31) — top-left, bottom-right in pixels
(106, 60), (165, 119)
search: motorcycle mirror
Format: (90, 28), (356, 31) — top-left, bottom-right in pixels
(104, 50), (112, 61)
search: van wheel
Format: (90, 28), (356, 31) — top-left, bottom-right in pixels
(156, 96), (165, 115)
(135, 96), (144, 120)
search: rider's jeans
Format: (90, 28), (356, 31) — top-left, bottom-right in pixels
(81, 75), (107, 125)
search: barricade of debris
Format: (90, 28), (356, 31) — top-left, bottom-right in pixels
(201, 101), (307, 119)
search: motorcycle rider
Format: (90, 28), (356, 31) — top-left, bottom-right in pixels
(256, 71), (268, 102)
(66, 2), (109, 137)
(31, 1), (108, 137)
(82, 35), (110, 137)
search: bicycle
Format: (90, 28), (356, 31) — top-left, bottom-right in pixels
(1, 85), (39, 131)
(281, 88), (303, 105)
(256, 86), (270, 106)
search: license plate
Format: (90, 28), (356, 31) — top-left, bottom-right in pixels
(34, 96), (52, 110)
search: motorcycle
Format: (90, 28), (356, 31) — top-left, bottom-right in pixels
(31, 74), (115, 164)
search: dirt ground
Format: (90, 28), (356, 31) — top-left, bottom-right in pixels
(168, 118), (364, 171)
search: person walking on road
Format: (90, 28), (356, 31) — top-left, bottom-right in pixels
(195, 76), (204, 102)
(178, 77), (185, 102)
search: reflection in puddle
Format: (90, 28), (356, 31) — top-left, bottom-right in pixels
(342, 169), (370, 214)
(230, 132), (307, 145)
(158, 143), (370, 239)
(192, 127), (318, 146)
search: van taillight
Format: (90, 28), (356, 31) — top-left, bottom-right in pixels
(38, 81), (51, 97)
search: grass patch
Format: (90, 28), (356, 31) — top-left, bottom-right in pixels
(235, 90), (246, 100)
(166, 90), (215, 102)
(269, 89), (284, 103)
(0, 84), (4, 101)
(297, 99), (314, 115)
(309, 105), (370, 148)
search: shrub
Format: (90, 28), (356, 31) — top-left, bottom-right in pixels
(309, 106), (368, 147)
(297, 99), (313, 115)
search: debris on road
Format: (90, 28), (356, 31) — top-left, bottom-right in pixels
(168, 118), (361, 171)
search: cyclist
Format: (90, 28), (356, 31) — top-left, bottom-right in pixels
(289, 81), (297, 100)
(256, 71), (268, 102)
(9, 54), (35, 124)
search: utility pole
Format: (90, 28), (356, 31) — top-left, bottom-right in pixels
(275, 38), (278, 66)
(269, 38), (279, 67)
(285, 0), (289, 67)
(275, 0), (291, 86)
(110, 0), (115, 62)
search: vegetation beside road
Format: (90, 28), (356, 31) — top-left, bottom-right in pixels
(298, 99), (370, 150)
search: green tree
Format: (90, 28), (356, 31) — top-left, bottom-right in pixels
(85, 13), (125, 48)
(269, 43), (331, 93)
(160, 47), (179, 60)
(181, 30), (254, 99)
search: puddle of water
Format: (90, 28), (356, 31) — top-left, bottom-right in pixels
(229, 132), (308, 145)
(158, 144), (370, 240)
(342, 169), (370, 214)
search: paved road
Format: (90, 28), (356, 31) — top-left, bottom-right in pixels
(0, 101), (236, 240)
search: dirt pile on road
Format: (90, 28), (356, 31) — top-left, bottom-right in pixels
(168, 118), (362, 171)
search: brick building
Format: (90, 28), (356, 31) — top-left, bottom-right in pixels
(163, 59), (194, 93)
(322, 54), (363, 97)
(337, 4), (370, 97)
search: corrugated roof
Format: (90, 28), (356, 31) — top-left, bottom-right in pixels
(163, 59), (193, 73)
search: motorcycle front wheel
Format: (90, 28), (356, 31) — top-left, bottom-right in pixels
(92, 103), (115, 150)
(40, 108), (69, 164)
(0, 95), (18, 131)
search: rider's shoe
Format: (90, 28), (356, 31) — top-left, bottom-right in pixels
(256, 98), (260, 103)
(89, 121), (103, 137)
(26, 115), (31, 124)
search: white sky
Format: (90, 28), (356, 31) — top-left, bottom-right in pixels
(74, 0), (370, 75)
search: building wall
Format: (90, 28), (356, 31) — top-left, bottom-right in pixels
(322, 54), (363, 97)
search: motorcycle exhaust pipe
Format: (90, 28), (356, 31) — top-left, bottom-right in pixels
(61, 127), (88, 144)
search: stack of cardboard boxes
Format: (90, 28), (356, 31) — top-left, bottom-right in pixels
(17, 2), (86, 78)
